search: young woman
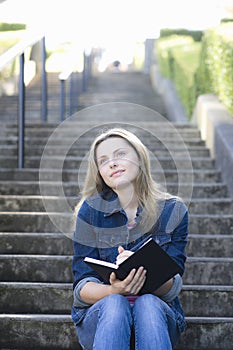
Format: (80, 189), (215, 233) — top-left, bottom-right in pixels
(72, 128), (188, 350)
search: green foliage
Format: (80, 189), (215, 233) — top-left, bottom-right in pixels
(221, 18), (233, 23)
(0, 30), (26, 55)
(0, 29), (27, 81)
(0, 22), (26, 31)
(160, 28), (203, 42)
(172, 43), (201, 117)
(196, 23), (233, 115)
(156, 35), (194, 78)
(157, 23), (233, 117)
(156, 35), (201, 117)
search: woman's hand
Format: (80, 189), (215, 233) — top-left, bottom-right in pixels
(109, 267), (146, 295)
(110, 246), (147, 295)
(116, 245), (134, 265)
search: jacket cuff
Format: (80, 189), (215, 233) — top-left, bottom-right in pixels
(73, 277), (103, 308)
(160, 274), (183, 303)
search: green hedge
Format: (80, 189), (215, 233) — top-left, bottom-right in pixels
(156, 35), (201, 118)
(156, 24), (233, 117)
(156, 35), (194, 78)
(195, 23), (233, 115)
(0, 22), (26, 31)
(160, 28), (203, 42)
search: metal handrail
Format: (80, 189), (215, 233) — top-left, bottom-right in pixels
(0, 32), (43, 69)
(58, 62), (78, 121)
(58, 49), (93, 121)
(0, 32), (47, 168)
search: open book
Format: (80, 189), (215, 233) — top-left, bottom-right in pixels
(84, 237), (182, 294)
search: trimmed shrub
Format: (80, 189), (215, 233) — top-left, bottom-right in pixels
(160, 28), (203, 42)
(157, 23), (233, 117)
(155, 35), (194, 78)
(0, 22), (26, 31)
(196, 23), (233, 115)
(156, 35), (201, 118)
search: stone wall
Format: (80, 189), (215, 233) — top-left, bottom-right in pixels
(192, 94), (233, 197)
(150, 64), (233, 197)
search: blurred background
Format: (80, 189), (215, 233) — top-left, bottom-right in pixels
(0, 0), (231, 72)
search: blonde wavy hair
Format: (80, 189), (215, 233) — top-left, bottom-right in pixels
(74, 128), (170, 231)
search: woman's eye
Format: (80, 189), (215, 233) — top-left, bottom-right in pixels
(99, 159), (107, 166)
(117, 151), (126, 157)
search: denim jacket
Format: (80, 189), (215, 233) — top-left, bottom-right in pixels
(71, 191), (188, 333)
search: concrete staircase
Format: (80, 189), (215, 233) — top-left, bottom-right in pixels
(0, 72), (233, 349)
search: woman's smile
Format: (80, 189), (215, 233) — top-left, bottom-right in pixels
(110, 169), (125, 177)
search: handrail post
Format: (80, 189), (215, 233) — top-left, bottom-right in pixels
(60, 79), (65, 121)
(82, 52), (86, 92)
(18, 53), (25, 168)
(41, 36), (47, 122)
(69, 73), (73, 116)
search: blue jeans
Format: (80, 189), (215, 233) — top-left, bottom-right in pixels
(75, 294), (181, 350)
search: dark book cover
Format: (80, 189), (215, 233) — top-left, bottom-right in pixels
(84, 238), (182, 294)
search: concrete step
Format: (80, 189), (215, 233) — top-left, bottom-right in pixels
(0, 124), (202, 138)
(1, 212), (232, 234)
(176, 317), (233, 349)
(188, 198), (233, 214)
(0, 155), (215, 170)
(0, 314), (82, 350)
(0, 195), (78, 212)
(0, 282), (73, 314)
(187, 234), (233, 257)
(0, 120), (199, 127)
(0, 314), (232, 350)
(0, 181), (229, 198)
(1, 144), (211, 158)
(181, 285), (233, 317)
(0, 120), (201, 131)
(0, 168), (222, 183)
(1, 232), (232, 257)
(0, 129), (203, 142)
(0, 254), (232, 285)
(189, 214), (233, 234)
(0, 232), (73, 255)
(0, 136), (206, 147)
(0, 282), (232, 317)
(184, 257), (233, 285)
(1, 196), (232, 214)
(0, 212), (233, 234)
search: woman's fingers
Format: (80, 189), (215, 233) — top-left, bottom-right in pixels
(129, 266), (147, 294)
(122, 267), (147, 294)
(110, 267), (147, 295)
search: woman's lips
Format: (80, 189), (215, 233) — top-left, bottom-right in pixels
(110, 169), (125, 177)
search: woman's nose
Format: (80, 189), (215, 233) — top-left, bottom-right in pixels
(109, 158), (118, 168)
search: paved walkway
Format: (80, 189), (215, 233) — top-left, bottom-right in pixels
(77, 71), (167, 118)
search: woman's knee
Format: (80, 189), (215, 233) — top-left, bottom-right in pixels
(102, 294), (130, 308)
(100, 294), (132, 320)
(134, 294), (166, 316)
(135, 294), (162, 306)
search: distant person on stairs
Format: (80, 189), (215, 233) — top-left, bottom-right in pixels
(71, 128), (189, 350)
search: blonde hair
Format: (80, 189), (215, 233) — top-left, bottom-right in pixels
(74, 128), (170, 231)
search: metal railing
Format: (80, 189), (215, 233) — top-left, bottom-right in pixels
(0, 32), (47, 168)
(0, 33), (93, 167)
(58, 49), (92, 121)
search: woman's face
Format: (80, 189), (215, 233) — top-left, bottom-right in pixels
(96, 137), (140, 190)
